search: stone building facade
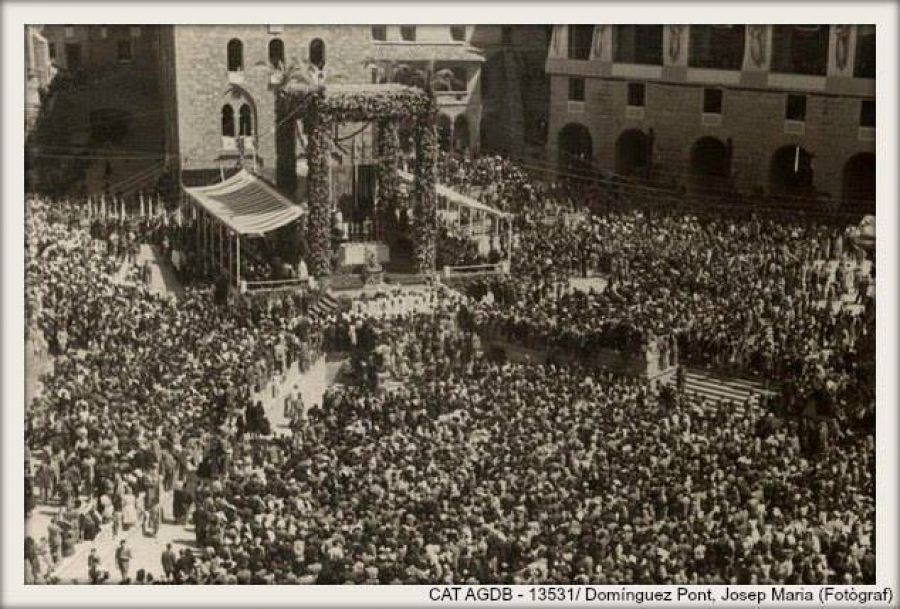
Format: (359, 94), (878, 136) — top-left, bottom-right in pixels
(545, 25), (876, 210)
(27, 25), (168, 196)
(160, 25), (487, 195)
(470, 25), (552, 160)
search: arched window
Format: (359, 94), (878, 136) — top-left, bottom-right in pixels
(227, 38), (243, 72)
(239, 104), (253, 136)
(268, 39), (285, 69)
(221, 105), (235, 137)
(309, 38), (325, 70)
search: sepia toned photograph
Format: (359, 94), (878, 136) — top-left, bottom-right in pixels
(18, 19), (883, 594)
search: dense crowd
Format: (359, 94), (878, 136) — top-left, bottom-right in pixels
(24, 140), (876, 586)
(24, 198), (325, 583)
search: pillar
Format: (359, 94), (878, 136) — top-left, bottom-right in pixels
(412, 108), (438, 273)
(305, 104), (333, 277)
(375, 119), (400, 240)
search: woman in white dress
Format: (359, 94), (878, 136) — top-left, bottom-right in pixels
(121, 485), (138, 530)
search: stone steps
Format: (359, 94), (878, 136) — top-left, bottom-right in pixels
(681, 369), (775, 406)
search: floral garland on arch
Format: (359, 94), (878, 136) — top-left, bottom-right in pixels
(375, 119), (401, 231)
(412, 113), (438, 274)
(280, 83), (437, 277)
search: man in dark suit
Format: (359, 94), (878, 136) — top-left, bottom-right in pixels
(160, 543), (177, 581)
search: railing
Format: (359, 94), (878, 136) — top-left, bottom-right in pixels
(442, 261), (509, 277)
(242, 277), (310, 293)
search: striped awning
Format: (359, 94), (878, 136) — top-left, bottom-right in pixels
(184, 170), (305, 236)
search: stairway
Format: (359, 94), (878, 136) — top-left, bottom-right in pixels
(680, 368), (776, 407)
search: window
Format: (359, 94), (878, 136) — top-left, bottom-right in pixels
(268, 39), (285, 69)
(568, 77), (585, 101)
(239, 104), (253, 136)
(689, 25), (745, 70)
(615, 25), (664, 65)
(227, 39), (243, 72)
(117, 40), (133, 63)
(65, 43), (81, 70)
(48, 43), (56, 61)
(221, 105), (235, 137)
(450, 26), (466, 42)
(785, 94), (807, 121)
(64, 26), (75, 39)
(627, 82), (645, 107)
(372, 26), (387, 41)
(860, 100), (875, 128)
(771, 26), (829, 75)
(854, 25), (875, 78)
(501, 26), (513, 45)
(400, 26), (416, 42)
(703, 88), (723, 114)
(568, 25), (593, 60)
(309, 39), (325, 70)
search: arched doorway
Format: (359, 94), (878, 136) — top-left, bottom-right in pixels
(690, 136), (731, 192)
(842, 152), (875, 211)
(452, 115), (470, 154)
(557, 123), (593, 179)
(615, 129), (650, 178)
(437, 114), (452, 151)
(769, 145), (814, 196)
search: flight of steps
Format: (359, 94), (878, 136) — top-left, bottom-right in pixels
(679, 368), (776, 407)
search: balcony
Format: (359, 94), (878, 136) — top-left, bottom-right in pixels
(434, 89), (470, 106)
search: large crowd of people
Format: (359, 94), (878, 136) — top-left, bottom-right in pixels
(23, 144), (876, 586)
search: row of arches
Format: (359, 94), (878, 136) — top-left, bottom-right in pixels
(556, 123), (875, 206)
(227, 37), (325, 72)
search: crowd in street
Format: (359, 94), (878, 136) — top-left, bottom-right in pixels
(23, 139), (876, 587)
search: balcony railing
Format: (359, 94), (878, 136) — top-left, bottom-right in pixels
(434, 90), (469, 104)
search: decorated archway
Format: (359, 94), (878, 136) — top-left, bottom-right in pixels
(277, 82), (437, 277)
